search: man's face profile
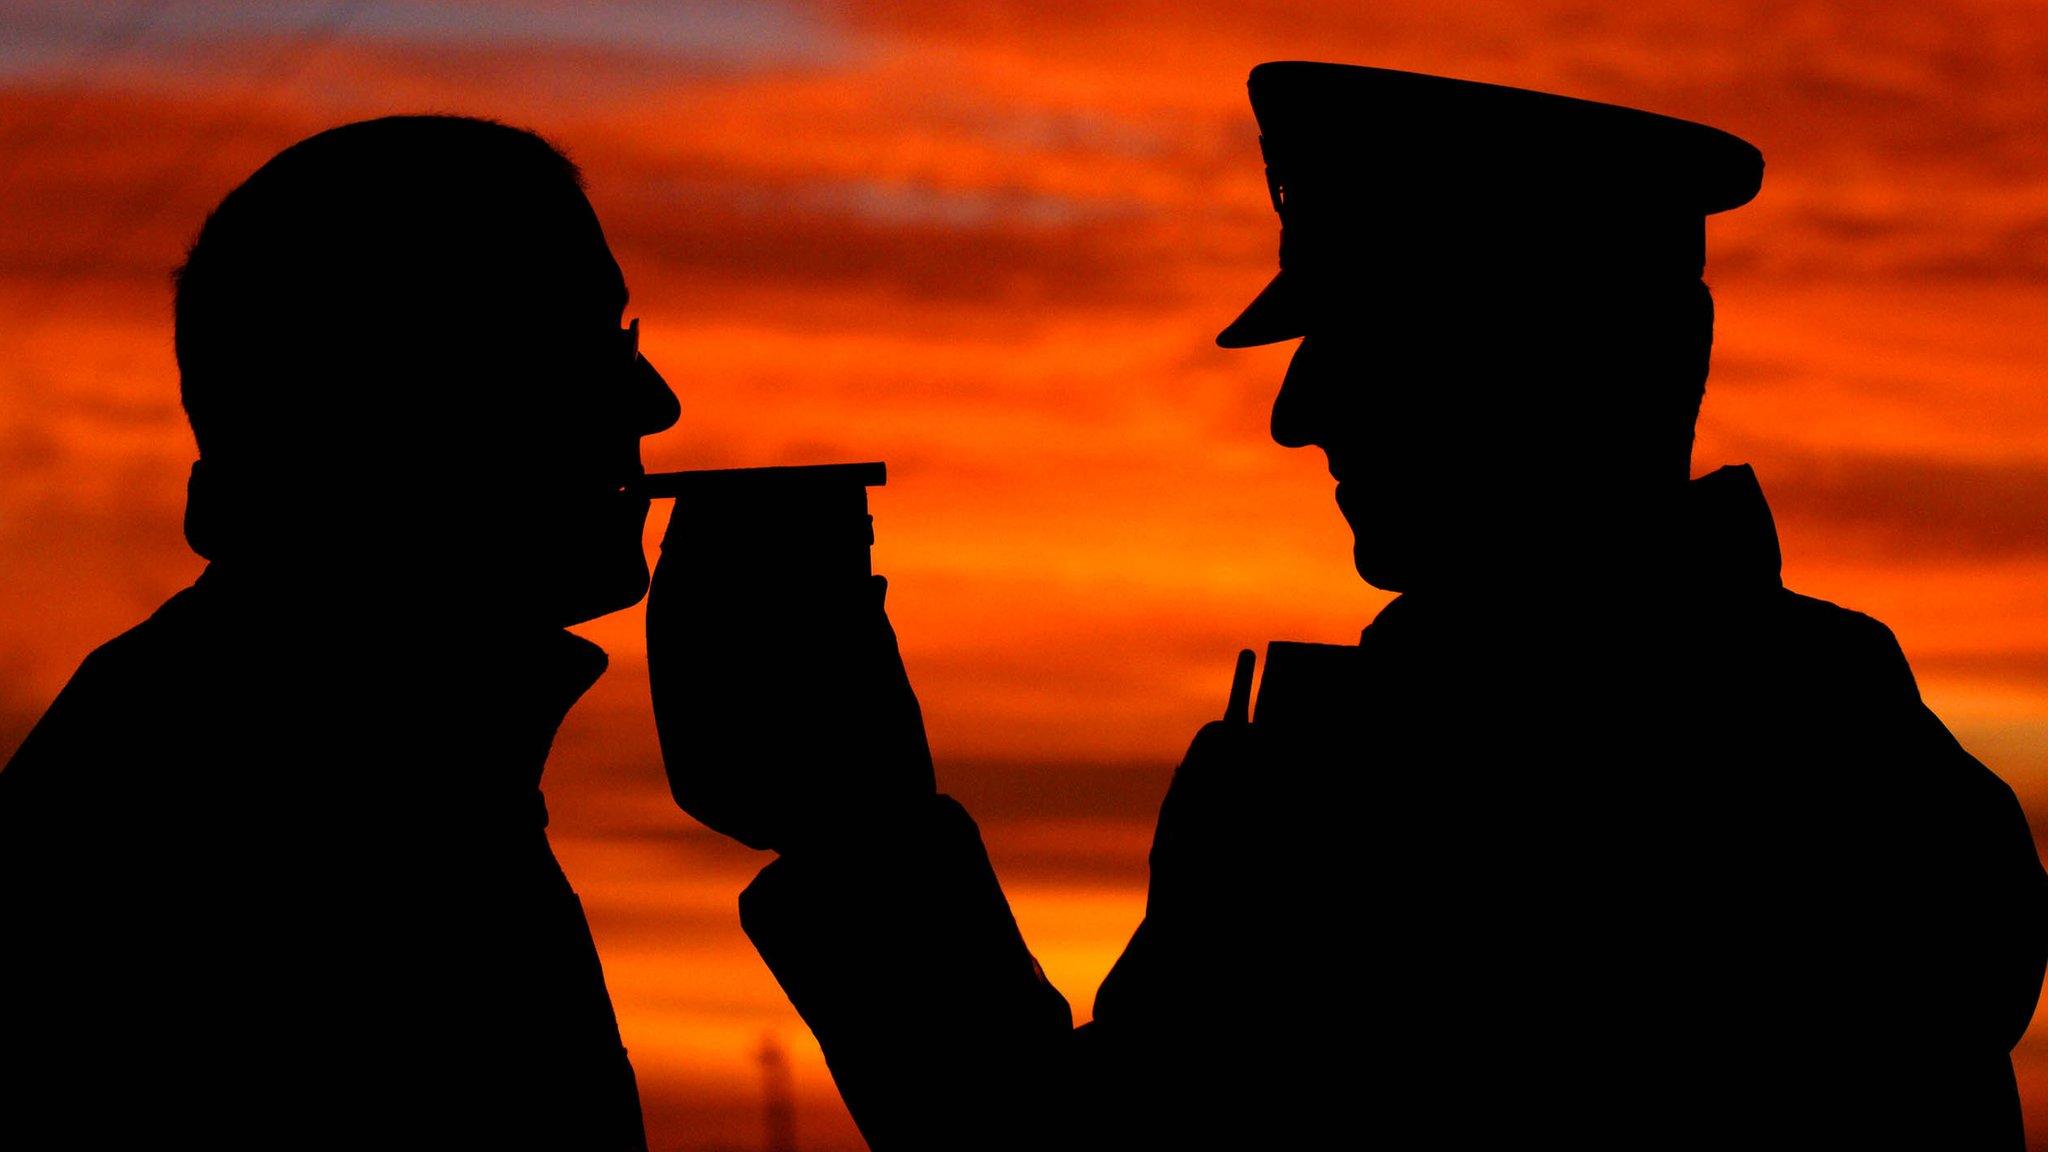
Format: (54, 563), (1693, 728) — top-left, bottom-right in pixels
(466, 196), (681, 628)
(176, 116), (680, 631)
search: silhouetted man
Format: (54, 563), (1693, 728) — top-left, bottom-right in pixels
(0, 116), (678, 1148)
(654, 63), (2048, 1149)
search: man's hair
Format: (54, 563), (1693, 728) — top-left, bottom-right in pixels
(1638, 276), (1715, 476)
(172, 115), (587, 463)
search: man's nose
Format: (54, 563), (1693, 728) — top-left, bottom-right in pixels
(634, 355), (681, 436)
(1269, 336), (1326, 449)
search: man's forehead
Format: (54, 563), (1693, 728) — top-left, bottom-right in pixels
(488, 223), (627, 320)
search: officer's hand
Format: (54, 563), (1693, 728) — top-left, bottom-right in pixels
(1146, 719), (1266, 916)
(648, 568), (936, 853)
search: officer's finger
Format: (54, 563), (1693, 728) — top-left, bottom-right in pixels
(1224, 648), (1256, 724)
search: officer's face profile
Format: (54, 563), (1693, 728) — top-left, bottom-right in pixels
(1269, 275), (1706, 594)
(1230, 63), (1747, 597)
(1270, 286), (1540, 594)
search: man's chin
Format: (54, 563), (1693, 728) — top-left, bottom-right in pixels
(548, 559), (651, 628)
(531, 500), (654, 626)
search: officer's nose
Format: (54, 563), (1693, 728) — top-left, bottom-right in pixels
(1270, 335), (1327, 450)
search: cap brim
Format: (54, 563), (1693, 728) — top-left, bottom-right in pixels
(1216, 271), (1306, 348)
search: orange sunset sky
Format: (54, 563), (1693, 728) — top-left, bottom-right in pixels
(4, 2), (2047, 1148)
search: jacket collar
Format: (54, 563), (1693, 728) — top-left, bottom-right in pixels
(1364, 462), (1785, 643)
(172, 564), (610, 827)
(1680, 463), (1783, 593)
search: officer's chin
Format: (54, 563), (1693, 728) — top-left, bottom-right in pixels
(1343, 506), (1417, 592)
(1338, 485), (1413, 592)
(1352, 543), (1415, 593)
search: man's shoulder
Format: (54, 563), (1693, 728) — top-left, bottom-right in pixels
(58, 584), (214, 705)
(4, 583), (211, 777)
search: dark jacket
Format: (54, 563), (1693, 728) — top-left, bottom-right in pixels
(739, 466), (2048, 1150)
(0, 566), (645, 1149)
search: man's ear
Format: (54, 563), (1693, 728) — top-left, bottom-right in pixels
(184, 457), (225, 561)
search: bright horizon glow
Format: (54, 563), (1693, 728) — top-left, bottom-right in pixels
(3, 4), (2047, 1149)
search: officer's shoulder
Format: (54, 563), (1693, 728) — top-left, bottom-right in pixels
(1771, 590), (2031, 823)
(1772, 586), (1908, 656)
(1763, 585), (1921, 702)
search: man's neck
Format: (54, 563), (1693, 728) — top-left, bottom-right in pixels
(192, 558), (573, 649)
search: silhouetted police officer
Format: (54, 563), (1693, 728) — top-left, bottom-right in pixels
(659, 64), (2048, 1149)
(0, 116), (678, 1149)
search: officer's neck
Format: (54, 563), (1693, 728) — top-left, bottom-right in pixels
(1411, 479), (1692, 609)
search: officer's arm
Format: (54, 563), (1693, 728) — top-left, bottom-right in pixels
(1907, 704), (2048, 1052)
(1855, 614), (2048, 1052)
(739, 794), (1077, 1152)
